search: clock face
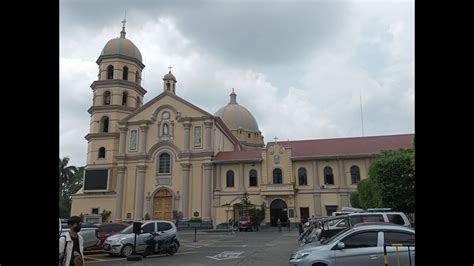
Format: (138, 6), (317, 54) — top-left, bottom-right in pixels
(162, 112), (170, 119)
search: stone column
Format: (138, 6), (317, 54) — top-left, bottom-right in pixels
(238, 163), (244, 192)
(338, 159), (346, 188)
(204, 121), (213, 151)
(135, 165), (147, 220)
(139, 124), (148, 154)
(118, 127), (127, 156)
(313, 194), (322, 217)
(338, 159), (349, 208)
(312, 160), (322, 217)
(312, 160), (320, 189)
(181, 163), (191, 219)
(340, 193), (349, 208)
(215, 164), (221, 191)
(114, 166), (126, 222)
(183, 122), (191, 151)
(203, 163), (213, 220)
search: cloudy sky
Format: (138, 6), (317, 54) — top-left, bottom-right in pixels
(60, 0), (414, 167)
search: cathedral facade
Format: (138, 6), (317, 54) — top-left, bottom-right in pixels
(70, 26), (414, 227)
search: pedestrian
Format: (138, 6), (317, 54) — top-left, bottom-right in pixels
(298, 218), (305, 235)
(277, 218), (282, 232)
(59, 216), (85, 266)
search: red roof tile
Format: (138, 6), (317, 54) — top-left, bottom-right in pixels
(213, 134), (414, 163)
(213, 150), (263, 163)
(268, 134), (414, 159)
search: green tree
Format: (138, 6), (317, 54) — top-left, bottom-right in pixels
(59, 158), (84, 218)
(350, 191), (361, 209)
(59, 157), (78, 201)
(356, 178), (382, 209)
(367, 148), (415, 212)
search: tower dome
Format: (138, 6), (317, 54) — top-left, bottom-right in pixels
(214, 90), (264, 149)
(96, 22), (143, 66)
(214, 90), (259, 132)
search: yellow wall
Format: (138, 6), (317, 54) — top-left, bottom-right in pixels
(71, 196), (116, 220)
(123, 165), (137, 220)
(320, 193), (340, 216)
(264, 143), (293, 184)
(190, 162), (203, 217)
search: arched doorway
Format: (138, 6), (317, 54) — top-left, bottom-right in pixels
(153, 189), (172, 220)
(270, 199), (288, 226)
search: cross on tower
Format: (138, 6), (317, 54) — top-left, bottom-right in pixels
(121, 19), (126, 29)
(168, 65), (173, 72)
(273, 136), (278, 142)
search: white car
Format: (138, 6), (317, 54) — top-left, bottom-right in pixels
(103, 220), (178, 257)
(290, 224), (415, 266)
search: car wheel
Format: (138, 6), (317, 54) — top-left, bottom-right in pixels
(121, 244), (134, 257)
(167, 240), (179, 255)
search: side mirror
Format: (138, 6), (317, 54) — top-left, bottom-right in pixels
(337, 242), (345, 249)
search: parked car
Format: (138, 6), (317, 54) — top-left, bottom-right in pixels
(239, 216), (253, 232)
(103, 220), (178, 257)
(86, 223), (129, 251)
(289, 224), (415, 266)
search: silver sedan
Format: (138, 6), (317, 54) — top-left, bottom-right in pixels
(289, 224), (415, 266)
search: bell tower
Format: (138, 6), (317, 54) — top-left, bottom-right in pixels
(163, 66), (177, 94)
(85, 21), (147, 165)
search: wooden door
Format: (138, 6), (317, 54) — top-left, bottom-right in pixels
(153, 189), (172, 220)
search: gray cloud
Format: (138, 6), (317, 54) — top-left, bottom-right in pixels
(60, 0), (414, 167)
(61, 0), (350, 66)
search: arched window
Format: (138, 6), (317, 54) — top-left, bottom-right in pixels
(298, 167), (308, 185)
(166, 82), (171, 91)
(122, 92), (128, 106)
(249, 170), (258, 187)
(324, 167), (334, 185)
(351, 165), (361, 184)
(103, 91), (111, 105)
(135, 71), (140, 83)
(226, 170), (234, 187)
(98, 147), (106, 158)
(122, 66), (128, 80)
(101, 117), (109, 133)
(107, 65), (114, 79)
(273, 168), (282, 184)
(159, 153), (171, 173)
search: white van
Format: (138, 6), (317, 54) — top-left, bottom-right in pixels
(336, 212), (411, 227)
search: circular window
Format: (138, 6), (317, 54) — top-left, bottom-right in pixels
(162, 112), (170, 120)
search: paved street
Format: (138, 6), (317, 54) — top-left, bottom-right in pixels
(84, 227), (298, 265)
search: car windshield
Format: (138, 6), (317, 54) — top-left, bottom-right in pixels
(121, 225), (133, 234)
(240, 217), (249, 221)
(320, 227), (352, 245)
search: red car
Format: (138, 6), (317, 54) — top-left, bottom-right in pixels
(86, 223), (129, 251)
(239, 216), (253, 232)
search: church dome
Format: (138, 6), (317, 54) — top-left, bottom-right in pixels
(214, 90), (260, 132)
(97, 26), (143, 65)
(163, 71), (177, 81)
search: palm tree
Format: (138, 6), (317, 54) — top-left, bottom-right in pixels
(59, 157), (77, 201)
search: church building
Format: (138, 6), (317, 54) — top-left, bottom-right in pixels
(70, 25), (414, 227)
